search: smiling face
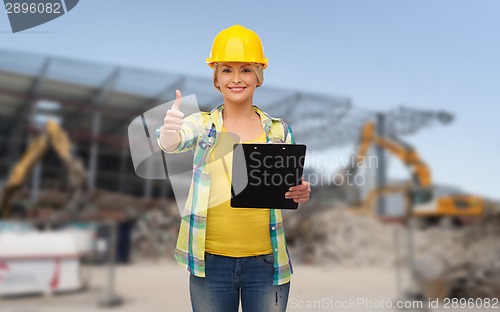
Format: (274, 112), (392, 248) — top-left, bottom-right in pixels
(214, 62), (261, 105)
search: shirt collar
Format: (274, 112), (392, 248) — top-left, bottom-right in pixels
(209, 104), (277, 134)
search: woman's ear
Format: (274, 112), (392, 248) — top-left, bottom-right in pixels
(214, 78), (221, 92)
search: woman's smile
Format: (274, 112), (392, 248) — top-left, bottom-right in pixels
(227, 86), (246, 93)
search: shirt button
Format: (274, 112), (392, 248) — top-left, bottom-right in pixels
(271, 226), (276, 230)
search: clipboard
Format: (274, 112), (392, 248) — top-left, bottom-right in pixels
(230, 143), (307, 209)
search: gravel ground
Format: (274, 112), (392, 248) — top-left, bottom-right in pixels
(0, 260), (496, 312)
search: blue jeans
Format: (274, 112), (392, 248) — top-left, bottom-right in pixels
(190, 253), (290, 312)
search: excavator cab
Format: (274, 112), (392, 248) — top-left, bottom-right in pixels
(410, 187), (433, 206)
(410, 187), (437, 220)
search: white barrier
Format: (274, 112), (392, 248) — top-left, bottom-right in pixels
(0, 231), (85, 296)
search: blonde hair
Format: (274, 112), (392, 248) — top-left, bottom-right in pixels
(213, 63), (264, 92)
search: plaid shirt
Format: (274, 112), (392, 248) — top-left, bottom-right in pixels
(156, 104), (294, 286)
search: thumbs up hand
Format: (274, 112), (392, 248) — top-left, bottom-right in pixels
(159, 90), (184, 151)
(163, 90), (184, 134)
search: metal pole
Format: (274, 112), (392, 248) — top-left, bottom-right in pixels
(407, 214), (418, 299)
(99, 220), (123, 307)
(375, 113), (388, 215)
(143, 156), (154, 199)
(118, 138), (128, 193)
(393, 226), (403, 298)
(88, 111), (101, 194)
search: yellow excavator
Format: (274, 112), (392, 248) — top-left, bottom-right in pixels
(0, 120), (87, 219)
(351, 122), (490, 223)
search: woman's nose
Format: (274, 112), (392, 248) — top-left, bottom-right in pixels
(232, 72), (241, 83)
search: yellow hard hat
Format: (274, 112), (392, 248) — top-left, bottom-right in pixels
(206, 25), (268, 69)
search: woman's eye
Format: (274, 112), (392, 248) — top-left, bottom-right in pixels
(222, 69), (231, 73)
(242, 68), (252, 73)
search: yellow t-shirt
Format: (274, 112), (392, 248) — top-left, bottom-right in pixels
(205, 125), (273, 257)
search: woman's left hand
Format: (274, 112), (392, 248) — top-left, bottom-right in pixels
(285, 177), (311, 204)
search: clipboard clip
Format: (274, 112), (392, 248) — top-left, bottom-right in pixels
(268, 137), (285, 144)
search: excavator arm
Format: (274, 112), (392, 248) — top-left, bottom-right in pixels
(46, 121), (87, 217)
(356, 122), (433, 190)
(372, 134), (432, 189)
(0, 134), (50, 218)
(371, 132), (433, 206)
(348, 122), (434, 216)
(344, 122), (431, 189)
(0, 121), (86, 219)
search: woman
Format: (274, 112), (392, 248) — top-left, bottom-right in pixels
(157, 24), (311, 312)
